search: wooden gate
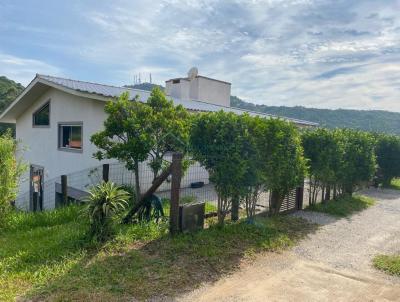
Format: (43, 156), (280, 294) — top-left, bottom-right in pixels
(273, 185), (304, 214)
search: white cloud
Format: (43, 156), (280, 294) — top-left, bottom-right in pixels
(0, 53), (62, 85)
(2, 0), (400, 111)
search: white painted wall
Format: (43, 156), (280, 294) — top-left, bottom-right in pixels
(14, 87), (211, 210)
(166, 76), (231, 107)
(15, 88), (114, 209)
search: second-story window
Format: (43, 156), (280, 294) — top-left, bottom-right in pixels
(33, 102), (50, 127)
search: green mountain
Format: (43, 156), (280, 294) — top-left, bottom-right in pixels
(0, 76), (24, 112)
(126, 82), (164, 91)
(231, 96), (400, 135)
(0, 76), (24, 134)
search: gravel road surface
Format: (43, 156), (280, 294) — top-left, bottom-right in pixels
(178, 188), (400, 302)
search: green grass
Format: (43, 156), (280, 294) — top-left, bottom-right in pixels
(0, 205), (316, 301)
(373, 255), (400, 276)
(388, 178), (400, 190)
(162, 196), (218, 215)
(307, 195), (375, 217)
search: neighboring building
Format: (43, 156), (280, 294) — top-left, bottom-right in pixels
(0, 68), (317, 211)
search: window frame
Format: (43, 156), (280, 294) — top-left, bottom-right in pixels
(32, 100), (51, 128)
(57, 122), (83, 153)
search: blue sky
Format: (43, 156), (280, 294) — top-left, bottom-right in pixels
(1, 0), (399, 111)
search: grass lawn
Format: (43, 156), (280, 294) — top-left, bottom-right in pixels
(388, 178), (400, 190)
(0, 205), (316, 302)
(373, 255), (400, 276)
(306, 195), (375, 217)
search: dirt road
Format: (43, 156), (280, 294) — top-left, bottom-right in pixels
(178, 189), (400, 302)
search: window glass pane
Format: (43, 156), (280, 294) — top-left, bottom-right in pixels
(59, 124), (82, 150)
(70, 126), (82, 149)
(33, 103), (49, 126)
(62, 126), (70, 147)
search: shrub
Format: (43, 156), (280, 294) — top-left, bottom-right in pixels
(375, 134), (400, 186)
(83, 182), (130, 241)
(0, 130), (26, 228)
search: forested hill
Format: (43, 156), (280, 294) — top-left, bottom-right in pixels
(231, 96), (400, 135)
(130, 83), (400, 135)
(0, 76), (24, 113)
(0, 76), (24, 134)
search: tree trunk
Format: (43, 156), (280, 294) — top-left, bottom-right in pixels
(344, 183), (353, 196)
(333, 184), (337, 199)
(123, 164), (172, 224)
(325, 185), (331, 201)
(134, 160), (141, 198)
(270, 190), (283, 215)
(231, 194), (239, 222)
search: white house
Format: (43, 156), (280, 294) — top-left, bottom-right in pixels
(0, 68), (317, 211)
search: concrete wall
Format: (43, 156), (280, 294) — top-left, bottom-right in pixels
(166, 76), (231, 107)
(14, 87), (211, 210)
(15, 88), (113, 209)
(195, 77), (231, 107)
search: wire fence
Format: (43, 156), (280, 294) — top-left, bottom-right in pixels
(16, 156), (312, 215)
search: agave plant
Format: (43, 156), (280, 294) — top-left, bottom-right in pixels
(83, 182), (130, 241)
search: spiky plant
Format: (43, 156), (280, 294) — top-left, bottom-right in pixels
(83, 182), (130, 241)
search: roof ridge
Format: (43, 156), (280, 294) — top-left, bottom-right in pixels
(37, 74), (149, 93)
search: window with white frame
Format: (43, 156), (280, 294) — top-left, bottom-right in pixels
(58, 123), (83, 150)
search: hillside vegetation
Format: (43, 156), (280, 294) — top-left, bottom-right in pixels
(0, 76), (24, 134)
(231, 96), (400, 135)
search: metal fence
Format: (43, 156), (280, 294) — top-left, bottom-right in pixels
(16, 156), (310, 215)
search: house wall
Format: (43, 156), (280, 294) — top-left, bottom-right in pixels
(14, 87), (211, 210)
(194, 77), (231, 107)
(15, 88), (113, 209)
(166, 76), (231, 107)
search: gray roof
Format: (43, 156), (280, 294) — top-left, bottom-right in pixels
(9, 74), (318, 126)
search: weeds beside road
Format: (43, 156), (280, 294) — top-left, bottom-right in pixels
(306, 194), (375, 217)
(0, 206), (315, 301)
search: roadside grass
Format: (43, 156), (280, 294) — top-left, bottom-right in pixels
(373, 255), (400, 276)
(162, 196), (218, 216)
(388, 178), (400, 190)
(307, 195), (375, 217)
(0, 205), (316, 301)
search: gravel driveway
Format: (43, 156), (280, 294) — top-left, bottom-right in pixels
(293, 188), (400, 275)
(179, 188), (400, 301)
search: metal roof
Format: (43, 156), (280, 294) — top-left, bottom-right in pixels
(1, 74), (318, 126)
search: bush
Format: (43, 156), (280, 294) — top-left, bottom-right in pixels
(0, 130), (26, 228)
(375, 134), (400, 186)
(83, 182), (130, 241)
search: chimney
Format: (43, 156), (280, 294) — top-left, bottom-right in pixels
(165, 67), (231, 107)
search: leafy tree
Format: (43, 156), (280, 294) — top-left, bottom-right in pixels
(0, 130), (26, 227)
(0, 76), (24, 135)
(91, 88), (190, 219)
(375, 134), (400, 186)
(336, 129), (376, 195)
(302, 128), (343, 204)
(190, 111), (249, 225)
(145, 87), (191, 181)
(257, 119), (306, 214)
(91, 92), (154, 197)
(237, 115), (267, 221)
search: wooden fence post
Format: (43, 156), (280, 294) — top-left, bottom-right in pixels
(170, 152), (183, 235)
(296, 186), (304, 210)
(61, 175), (68, 205)
(102, 164), (109, 182)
